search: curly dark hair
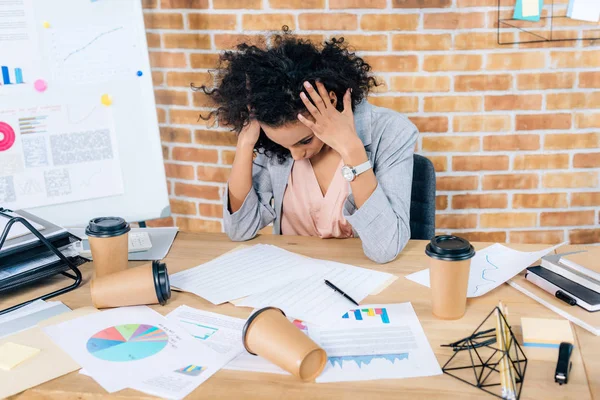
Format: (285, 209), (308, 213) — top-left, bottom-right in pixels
(196, 27), (379, 163)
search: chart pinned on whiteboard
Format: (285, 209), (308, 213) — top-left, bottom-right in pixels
(0, 104), (124, 210)
(49, 25), (138, 83)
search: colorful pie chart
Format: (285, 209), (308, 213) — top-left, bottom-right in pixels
(0, 122), (15, 151)
(86, 324), (168, 362)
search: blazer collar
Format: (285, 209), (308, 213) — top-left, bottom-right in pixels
(353, 100), (372, 148)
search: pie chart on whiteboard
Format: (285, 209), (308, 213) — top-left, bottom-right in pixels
(0, 122), (15, 151)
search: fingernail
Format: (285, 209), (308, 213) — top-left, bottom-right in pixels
(300, 92), (306, 99)
(350, 88), (353, 93)
(303, 81), (311, 88)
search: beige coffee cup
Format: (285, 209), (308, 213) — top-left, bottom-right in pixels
(426, 235), (476, 320)
(86, 217), (130, 278)
(243, 307), (327, 381)
(91, 261), (171, 309)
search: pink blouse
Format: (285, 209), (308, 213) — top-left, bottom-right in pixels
(281, 159), (354, 238)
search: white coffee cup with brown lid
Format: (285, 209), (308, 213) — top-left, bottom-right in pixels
(426, 235), (476, 320)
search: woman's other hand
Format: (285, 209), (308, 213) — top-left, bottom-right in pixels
(238, 118), (261, 149)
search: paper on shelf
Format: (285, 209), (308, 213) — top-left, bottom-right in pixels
(405, 243), (564, 298)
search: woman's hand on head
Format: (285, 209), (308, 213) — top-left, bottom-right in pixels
(237, 118), (261, 150)
(297, 81), (361, 157)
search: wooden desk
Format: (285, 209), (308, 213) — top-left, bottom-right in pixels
(2, 233), (597, 400)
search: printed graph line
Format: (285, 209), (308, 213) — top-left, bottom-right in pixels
(328, 353), (409, 368)
(473, 255), (500, 295)
(63, 26), (124, 62)
(67, 105), (98, 124)
(180, 320), (218, 340)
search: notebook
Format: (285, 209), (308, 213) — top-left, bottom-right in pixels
(509, 245), (600, 336)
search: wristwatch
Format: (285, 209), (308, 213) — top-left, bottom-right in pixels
(341, 160), (372, 182)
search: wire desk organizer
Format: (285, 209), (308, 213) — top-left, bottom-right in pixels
(441, 306), (528, 399)
(497, 0), (600, 45)
(0, 208), (84, 315)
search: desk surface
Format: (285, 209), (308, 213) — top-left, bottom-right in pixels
(2, 233), (597, 400)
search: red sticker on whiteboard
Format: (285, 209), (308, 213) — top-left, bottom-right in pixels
(0, 122), (16, 151)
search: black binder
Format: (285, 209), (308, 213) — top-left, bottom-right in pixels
(0, 208), (87, 315)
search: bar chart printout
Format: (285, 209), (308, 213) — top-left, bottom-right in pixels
(0, 66), (25, 84)
(343, 308), (390, 324)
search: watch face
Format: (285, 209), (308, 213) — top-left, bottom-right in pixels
(341, 165), (355, 181)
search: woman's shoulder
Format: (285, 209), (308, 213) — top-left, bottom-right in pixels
(368, 101), (417, 135)
(359, 101), (418, 152)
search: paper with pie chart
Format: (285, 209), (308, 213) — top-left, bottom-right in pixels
(44, 306), (231, 395)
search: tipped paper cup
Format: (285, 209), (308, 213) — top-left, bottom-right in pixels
(243, 307), (327, 382)
(90, 261), (171, 309)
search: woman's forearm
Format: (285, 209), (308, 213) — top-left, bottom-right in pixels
(341, 138), (377, 209)
(228, 142), (255, 213)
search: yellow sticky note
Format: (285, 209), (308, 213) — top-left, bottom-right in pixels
(0, 342), (40, 371)
(521, 317), (574, 347)
(100, 94), (112, 106)
(522, 0), (539, 17)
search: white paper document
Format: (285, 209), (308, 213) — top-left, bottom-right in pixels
(170, 244), (322, 304)
(45, 306), (231, 395)
(225, 351), (288, 375)
(236, 260), (393, 326)
(166, 305), (244, 357)
(405, 243), (564, 297)
(569, 0), (600, 22)
(309, 303), (441, 383)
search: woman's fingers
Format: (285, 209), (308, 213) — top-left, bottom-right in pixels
(300, 92), (321, 121)
(342, 88), (352, 115)
(315, 81), (331, 110)
(303, 81), (328, 114)
(297, 113), (318, 133)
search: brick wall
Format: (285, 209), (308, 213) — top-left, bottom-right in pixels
(144, 0), (600, 245)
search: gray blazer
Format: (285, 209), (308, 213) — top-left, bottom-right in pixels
(223, 100), (418, 264)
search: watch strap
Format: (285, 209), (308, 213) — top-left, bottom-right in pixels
(353, 160), (372, 176)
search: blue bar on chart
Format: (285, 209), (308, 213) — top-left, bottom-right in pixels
(15, 68), (23, 84)
(1, 66), (11, 84)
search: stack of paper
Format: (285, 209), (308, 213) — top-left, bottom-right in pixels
(236, 260), (393, 325)
(170, 245), (323, 304)
(171, 244), (395, 326)
(0, 300), (71, 339)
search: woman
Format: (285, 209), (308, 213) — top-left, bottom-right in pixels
(199, 30), (418, 264)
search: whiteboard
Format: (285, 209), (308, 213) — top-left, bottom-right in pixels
(0, 0), (169, 227)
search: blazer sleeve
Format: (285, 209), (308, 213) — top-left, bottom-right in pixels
(223, 154), (276, 241)
(343, 122), (418, 264)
